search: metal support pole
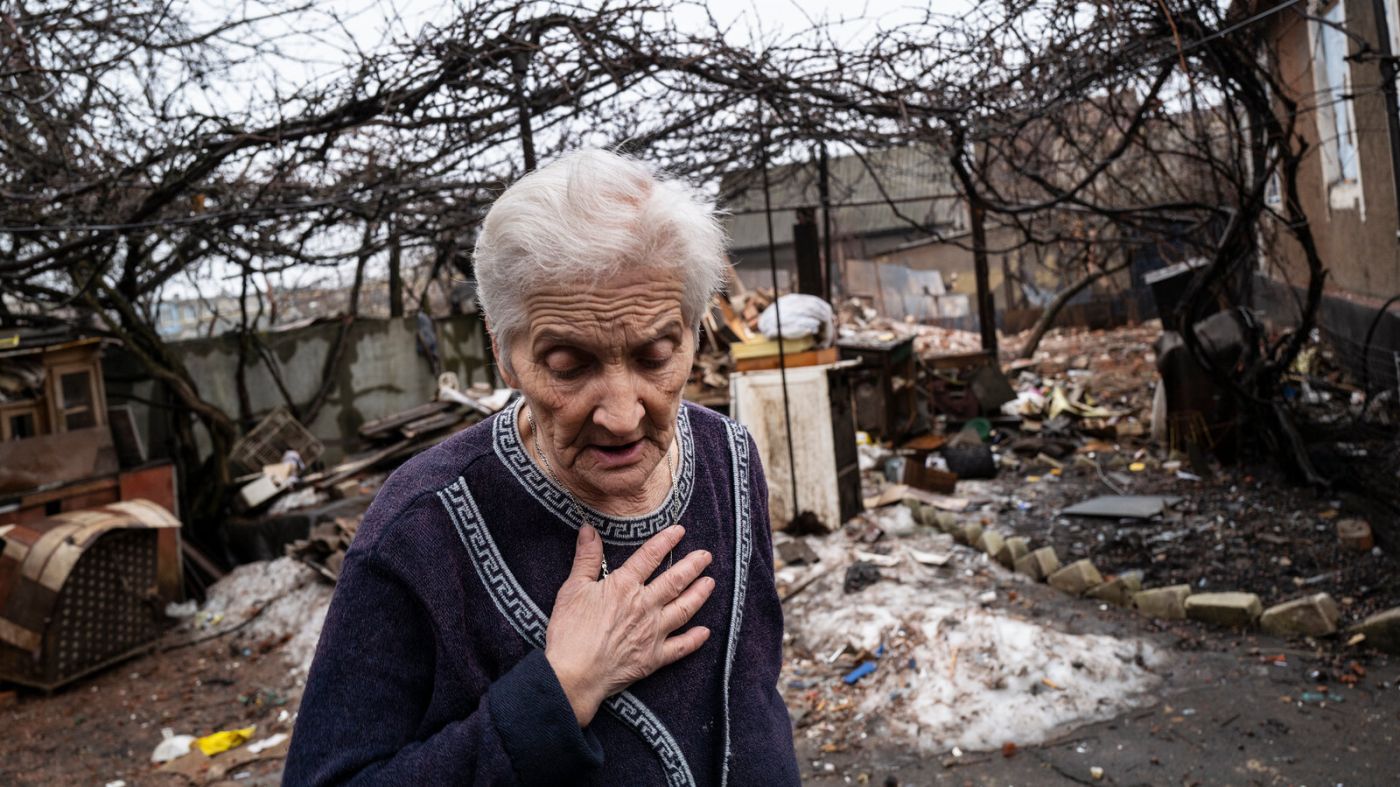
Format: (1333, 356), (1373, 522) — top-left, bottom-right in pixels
(818, 143), (834, 303)
(759, 106), (802, 523)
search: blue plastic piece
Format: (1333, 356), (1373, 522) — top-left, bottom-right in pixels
(843, 661), (878, 684)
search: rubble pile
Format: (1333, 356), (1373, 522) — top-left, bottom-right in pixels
(835, 296), (982, 356)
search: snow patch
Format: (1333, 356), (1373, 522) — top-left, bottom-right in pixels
(194, 557), (334, 676)
(783, 532), (1165, 753)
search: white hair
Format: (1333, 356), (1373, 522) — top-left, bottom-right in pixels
(473, 149), (727, 373)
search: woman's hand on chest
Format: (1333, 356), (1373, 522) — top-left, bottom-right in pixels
(544, 524), (714, 727)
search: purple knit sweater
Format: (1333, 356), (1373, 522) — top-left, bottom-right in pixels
(284, 398), (798, 786)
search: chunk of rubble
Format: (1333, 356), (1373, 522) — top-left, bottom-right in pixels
(1350, 607), (1400, 654)
(1048, 559), (1104, 596)
(1184, 592), (1262, 628)
(996, 536), (1030, 569)
(1336, 519), (1374, 552)
(776, 538), (820, 567)
(1132, 585), (1191, 619)
(1014, 546), (1061, 581)
(1086, 572), (1143, 607)
(1258, 593), (1339, 638)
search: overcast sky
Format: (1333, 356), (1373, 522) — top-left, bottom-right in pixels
(175, 0), (977, 303)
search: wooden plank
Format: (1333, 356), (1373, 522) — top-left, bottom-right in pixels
(399, 411), (467, 439)
(358, 401), (452, 439)
(311, 438), (413, 490)
(734, 346), (840, 373)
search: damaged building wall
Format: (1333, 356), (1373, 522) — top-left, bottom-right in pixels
(105, 315), (489, 467)
(1255, 0), (1400, 387)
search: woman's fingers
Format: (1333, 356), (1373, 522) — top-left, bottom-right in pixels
(566, 525), (603, 582)
(645, 547), (712, 605)
(660, 625), (711, 666)
(658, 575), (715, 633)
(617, 524), (686, 583)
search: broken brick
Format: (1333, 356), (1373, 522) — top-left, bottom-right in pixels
(1047, 559), (1104, 596)
(1185, 592), (1263, 628)
(1086, 571), (1143, 607)
(995, 536), (1030, 569)
(1014, 546), (1060, 581)
(958, 522), (984, 547)
(976, 529), (1005, 559)
(1351, 607), (1400, 654)
(1132, 585), (1191, 620)
(1259, 593), (1339, 638)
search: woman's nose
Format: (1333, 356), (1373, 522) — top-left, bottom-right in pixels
(591, 372), (645, 435)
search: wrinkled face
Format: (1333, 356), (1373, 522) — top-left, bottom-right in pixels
(497, 265), (694, 507)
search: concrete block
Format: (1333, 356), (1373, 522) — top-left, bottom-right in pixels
(1047, 559), (1104, 596)
(1132, 585), (1191, 620)
(995, 536), (1030, 569)
(1086, 571), (1143, 607)
(934, 512), (960, 534)
(976, 530), (1005, 558)
(1014, 546), (1061, 581)
(1352, 607), (1400, 654)
(958, 522), (984, 547)
(1185, 592), (1263, 628)
(1259, 593), (1339, 638)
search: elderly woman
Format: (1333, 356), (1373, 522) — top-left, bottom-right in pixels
(284, 150), (799, 785)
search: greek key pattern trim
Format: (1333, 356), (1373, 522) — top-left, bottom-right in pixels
(437, 477), (696, 787)
(492, 397), (696, 545)
(719, 419), (753, 787)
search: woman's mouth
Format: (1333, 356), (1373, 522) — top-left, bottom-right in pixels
(586, 439), (645, 468)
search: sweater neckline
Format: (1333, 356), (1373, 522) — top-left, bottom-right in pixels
(491, 396), (696, 545)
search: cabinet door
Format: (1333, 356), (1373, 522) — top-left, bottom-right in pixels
(48, 362), (105, 432)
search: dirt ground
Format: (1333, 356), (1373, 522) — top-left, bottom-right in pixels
(0, 626), (296, 786)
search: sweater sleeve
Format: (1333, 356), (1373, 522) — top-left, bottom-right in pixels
(283, 550), (603, 786)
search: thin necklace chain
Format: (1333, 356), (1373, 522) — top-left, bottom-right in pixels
(525, 406), (677, 578)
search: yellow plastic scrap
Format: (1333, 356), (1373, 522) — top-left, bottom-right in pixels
(194, 727), (256, 756)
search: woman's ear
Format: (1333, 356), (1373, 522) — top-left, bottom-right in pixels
(489, 329), (520, 389)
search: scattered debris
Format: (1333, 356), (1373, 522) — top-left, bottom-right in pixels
(843, 561), (884, 594)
